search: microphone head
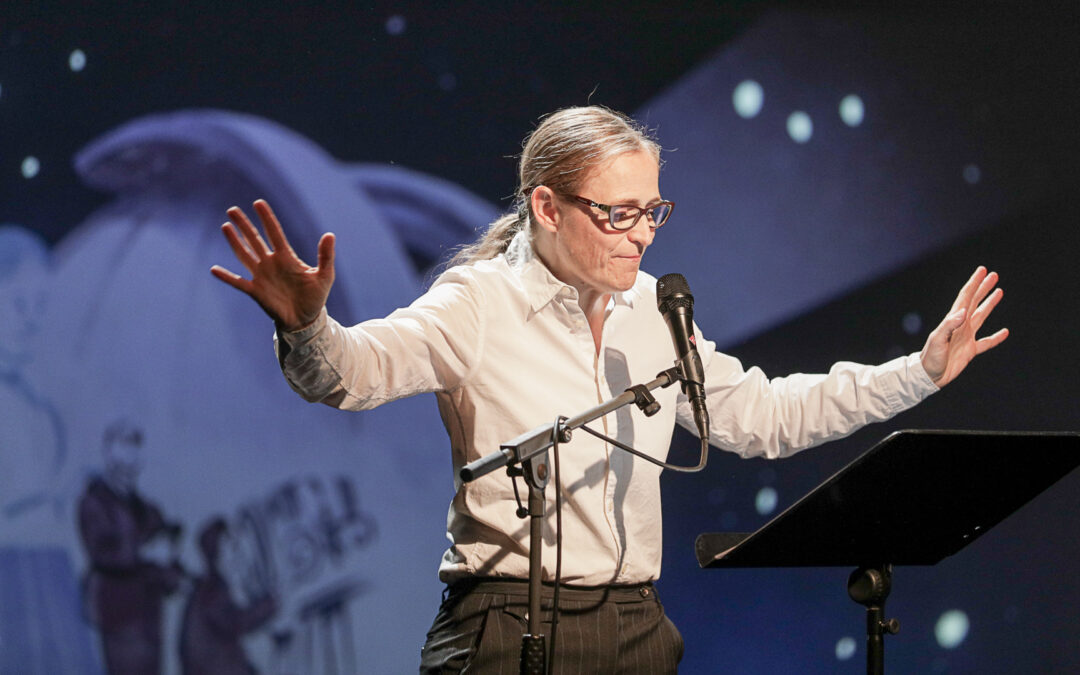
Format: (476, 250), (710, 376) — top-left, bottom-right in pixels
(657, 273), (694, 314)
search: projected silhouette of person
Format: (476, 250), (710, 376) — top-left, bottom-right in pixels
(180, 517), (278, 675)
(77, 420), (185, 675)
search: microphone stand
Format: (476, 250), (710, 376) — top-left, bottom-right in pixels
(459, 363), (687, 674)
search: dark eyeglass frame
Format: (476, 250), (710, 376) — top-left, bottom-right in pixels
(567, 194), (675, 231)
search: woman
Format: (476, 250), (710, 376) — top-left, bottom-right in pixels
(212, 106), (1006, 672)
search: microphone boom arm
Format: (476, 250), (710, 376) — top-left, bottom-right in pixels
(459, 369), (681, 483)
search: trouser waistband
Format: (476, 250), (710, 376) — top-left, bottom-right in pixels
(445, 577), (659, 604)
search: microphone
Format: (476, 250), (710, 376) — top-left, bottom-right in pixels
(656, 273), (710, 440)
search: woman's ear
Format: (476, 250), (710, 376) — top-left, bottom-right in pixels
(530, 186), (560, 234)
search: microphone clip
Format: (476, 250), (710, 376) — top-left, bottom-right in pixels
(658, 350), (706, 396)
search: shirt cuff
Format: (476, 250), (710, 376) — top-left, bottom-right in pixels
(907, 351), (940, 395)
(278, 308), (328, 347)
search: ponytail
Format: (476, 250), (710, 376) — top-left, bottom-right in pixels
(446, 209), (528, 268)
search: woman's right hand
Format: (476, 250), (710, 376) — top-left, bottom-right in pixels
(211, 199), (336, 331)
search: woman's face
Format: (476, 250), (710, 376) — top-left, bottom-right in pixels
(543, 150), (661, 299)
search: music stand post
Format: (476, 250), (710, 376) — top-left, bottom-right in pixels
(695, 430), (1080, 675)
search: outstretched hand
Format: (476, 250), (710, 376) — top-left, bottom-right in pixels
(920, 266), (1009, 388)
(210, 199), (336, 331)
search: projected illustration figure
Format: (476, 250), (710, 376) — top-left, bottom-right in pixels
(212, 105), (1008, 672)
(0, 226), (65, 525)
(180, 517), (278, 675)
(0, 226), (97, 674)
(78, 420), (185, 675)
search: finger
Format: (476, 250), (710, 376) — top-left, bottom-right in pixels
(316, 232), (336, 279)
(967, 270), (1000, 311)
(969, 287), (1004, 330)
(253, 199), (295, 257)
(221, 223), (259, 272)
(975, 327), (1009, 354)
(937, 307), (967, 337)
(210, 264), (254, 294)
(949, 266), (987, 312)
(228, 205), (273, 257)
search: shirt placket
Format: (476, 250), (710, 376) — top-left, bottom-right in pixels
(596, 303), (623, 577)
(561, 291), (623, 575)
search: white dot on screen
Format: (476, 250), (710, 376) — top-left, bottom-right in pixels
(754, 487), (778, 516)
(935, 609), (970, 649)
(963, 164), (982, 184)
(835, 636), (857, 660)
(69, 49), (87, 72)
(733, 80), (764, 119)
(21, 156), (40, 178)
(787, 111), (813, 143)
(839, 94), (865, 127)
(385, 14), (406, 35)
(902, 312), (922, 335)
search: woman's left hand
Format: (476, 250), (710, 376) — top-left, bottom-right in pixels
(920, 266), (1009, 387)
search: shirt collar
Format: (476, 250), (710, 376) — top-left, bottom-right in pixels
(505, 230), (641, 312)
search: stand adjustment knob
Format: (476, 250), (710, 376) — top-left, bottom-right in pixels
(882, 618), (900, 635)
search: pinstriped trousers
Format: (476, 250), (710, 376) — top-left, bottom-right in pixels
(419, 579), (684, 674)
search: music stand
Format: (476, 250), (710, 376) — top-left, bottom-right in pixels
(695, 430), (1080, 675)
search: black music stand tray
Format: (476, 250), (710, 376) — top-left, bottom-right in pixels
(695, 429), (1080, 675)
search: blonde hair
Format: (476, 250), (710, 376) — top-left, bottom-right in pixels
(448, 105), (661, 267)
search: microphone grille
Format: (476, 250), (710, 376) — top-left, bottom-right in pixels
(657, 273), (694, 313)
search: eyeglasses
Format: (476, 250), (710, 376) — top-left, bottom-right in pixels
(567, 194), (675, 231)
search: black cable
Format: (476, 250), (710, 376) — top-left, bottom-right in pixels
(578, 423), (709, 473)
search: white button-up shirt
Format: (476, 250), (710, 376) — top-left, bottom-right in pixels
(277, 233), (938, 586)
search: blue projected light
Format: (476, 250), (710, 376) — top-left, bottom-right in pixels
(835, 636), (857, 661)
(963, 164), (982, 184)
(69, 49), (87, 72)
(902, 312), (922, 335)
(21, 157), (40, 179)
(935, 610), (971, 649)
(754, 486), (778, 515)
(733, 80), (764, 119)
(840, 94), (865, 126)
(385, 14), (406, 36)
(787, 111), (813, 143)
